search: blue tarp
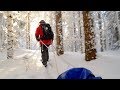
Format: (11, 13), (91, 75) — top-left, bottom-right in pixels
(57, 68), (102, 79)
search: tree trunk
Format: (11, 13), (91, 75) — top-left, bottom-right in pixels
(115, 11), (120, 40)
(98, 12), (104, 52)
(83, 11), (97, 61)
(26, 12), (30, 49)
(78, 11), (84, 53)
(73, 11), (77, 52)
(7, 11), (14, 59)
(102, 12), (107, 51)
(55, 11), (64, 56)
(0, 13), (3, 50)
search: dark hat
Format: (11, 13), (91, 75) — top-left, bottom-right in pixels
(39, 20), (45, 24)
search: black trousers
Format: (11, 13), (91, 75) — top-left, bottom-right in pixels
(41, 44), (49, 66)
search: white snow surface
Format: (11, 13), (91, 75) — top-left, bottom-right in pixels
(0, 48), (120, 79)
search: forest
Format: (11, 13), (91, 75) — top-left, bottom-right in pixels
(0, 11), (120, 79)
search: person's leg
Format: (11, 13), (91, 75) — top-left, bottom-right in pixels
(46, 45), (49, 62)
(42, 45), (48, 67)
(41, 44), (44, 62)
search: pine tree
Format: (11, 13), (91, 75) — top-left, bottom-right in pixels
(55, 11), (64, 56)
(83, 11), (97, 61)
(7, 11), (14, 59)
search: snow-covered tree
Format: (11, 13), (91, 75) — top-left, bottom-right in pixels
(78, 11), (84, 53)
(55, 11), (64, 56)
(103, 11), (120, 50)
(73, 11), (77, 52)
(62, 11), (80, 52)
(6, 11), (14, 59)
(94, 11), (105, 52)
(83, 11), (97, 61)
(98, 12), (104, 52)
(26, 12), (31, 49)
(62, 11), (73, 52)
(0, 12), (7, 51)
(0, 13), (3, 51)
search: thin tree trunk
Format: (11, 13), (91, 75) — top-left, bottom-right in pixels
(26, 12), (30, 49)
(0, 13), (2, 50)
(102, 12), (107, 51)
(55, 11), (64, 56)
(73, 11), (77, 52)
(115, 11), (120, 40)
(7, 11), (14, 59)
(83, 11), (97, 61)
(0, 27), (2, 51)
(78, 11), (84, 53)
(97, 12), (104, 52)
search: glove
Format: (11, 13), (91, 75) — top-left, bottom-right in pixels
(35, 36), (40, 41)
(37, 38), (40, 41)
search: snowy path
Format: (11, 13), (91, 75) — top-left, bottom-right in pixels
(0, 49), (53, 79)
(0, 49), (120, 79)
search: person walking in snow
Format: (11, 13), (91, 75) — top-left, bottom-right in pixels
(35, 20), (54, 67)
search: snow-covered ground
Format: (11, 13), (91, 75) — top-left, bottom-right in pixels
(0, 48), (120, 79)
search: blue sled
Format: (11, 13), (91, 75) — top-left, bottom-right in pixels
(57, 68), (102, 79)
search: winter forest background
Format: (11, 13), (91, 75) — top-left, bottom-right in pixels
(0, 11), (120, 79)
